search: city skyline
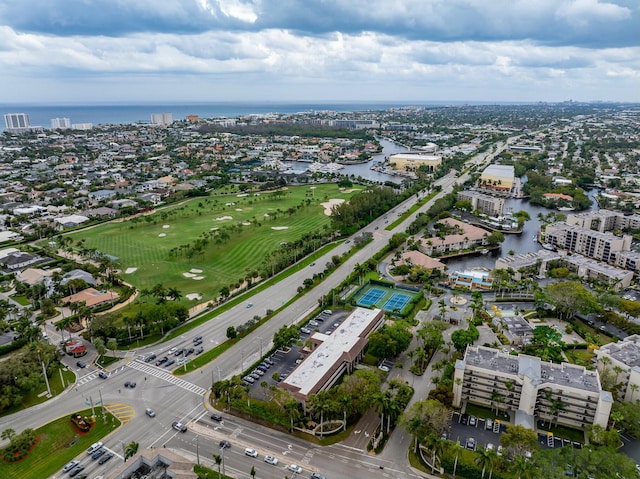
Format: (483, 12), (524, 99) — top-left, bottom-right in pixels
(0, 0), (638, 104)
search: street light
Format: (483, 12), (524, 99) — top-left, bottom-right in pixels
(240, 349), (245, 374)
(220, 444), (226, 476)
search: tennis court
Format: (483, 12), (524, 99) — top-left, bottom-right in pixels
(358, 287), (386, 307)
(382, 292), (412, 311)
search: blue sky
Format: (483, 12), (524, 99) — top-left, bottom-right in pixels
(0, 0), (638, 104)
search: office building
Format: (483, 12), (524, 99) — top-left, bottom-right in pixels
(478, 165), (515, 192)
(388, 152), (442, 173)
(453, 346), (612, 430)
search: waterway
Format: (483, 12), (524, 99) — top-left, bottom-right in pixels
(287, 138), (407, 184)
(443, 189), (600, 272)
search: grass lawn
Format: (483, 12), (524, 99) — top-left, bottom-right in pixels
(0, 367), (75, 417)
(0, 408), (120, 479)
(66, 184), (355, 302)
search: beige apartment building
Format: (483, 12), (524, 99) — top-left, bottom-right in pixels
(453, 346), (612, 430)
(595, 335), (640, 403)
(543, 222), (632, 262)
(388, 152), (442, 173)
(478, 165), (515, 192)
(457, 190), (505, 216)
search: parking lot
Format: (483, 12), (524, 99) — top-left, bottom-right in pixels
(244, 309), (346, 397)
(449, 412), (583, 453)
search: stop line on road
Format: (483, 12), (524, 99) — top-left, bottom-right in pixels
(127, 360), (207, 396)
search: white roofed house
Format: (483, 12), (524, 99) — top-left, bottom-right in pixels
(53, 214), (90, 230)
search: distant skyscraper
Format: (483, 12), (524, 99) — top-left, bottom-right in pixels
(51, 117), (71, 129)
(150, 113), (174, 126)
(4, 113), (30, 131)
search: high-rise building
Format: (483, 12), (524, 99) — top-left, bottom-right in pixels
(150, 113), (173, 126)
(51, 118), (71, 129)
(4, 113), (30, 132)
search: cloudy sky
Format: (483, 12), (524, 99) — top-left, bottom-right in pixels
(0, 0), (638, 104)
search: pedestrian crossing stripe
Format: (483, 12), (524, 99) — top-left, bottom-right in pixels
(127, 360), (207, 396)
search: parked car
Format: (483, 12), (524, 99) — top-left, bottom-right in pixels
(264, 455), (278, 465)
(469, 415), (477, 427)
(264, 358), (274, 365)
(76, 361), (86, 368)
(309, 320), (319, 326)
(145, 408), (156, 417)
(86, 441), (104, 454)
(243, 376), (255, 384)
(311, 473), (326, 479)
(300, 327), (312, 335)
(124, 381), (136, 388)
(245, 448), (258, 457)
(485, 418), (494, 430)
(466, 437), (476, 450)
(288, 464), (303, 474)
(219, 440), (231, 449)
(62, 460), (79, 472)
(172, 421), (187, 432)
(98, 453), (113, 465)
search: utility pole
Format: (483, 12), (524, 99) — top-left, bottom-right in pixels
(41, 360), (51, 397)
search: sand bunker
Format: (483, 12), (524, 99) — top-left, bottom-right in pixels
(125, 267), (138, 274)
(162, 224), (170, 229)
(192, 276), (205, 280)
(158, 233), (166, 237)
(186, 293), (202, 300)
(263, 213), (270, 217)
(242, 222), (251, 226)
(272, 226), (289, 230)
(215, 216), (233, 221)
(225, 202), (236, 206)
(210, 227), (219, 231)
(183, 272), (196, 278)
(235, 208), (243, 211)
(236, 193), (249, 197)
(321, 198), (345, 216)
(190, 269), (203, 273)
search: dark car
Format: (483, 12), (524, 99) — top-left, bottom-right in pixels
(311, 473), (326, 479)
(175, 348), (184, 356)
(98, 371), (108, 379)
(124, 381), (136, 388)
(98, 453), (114, 465)
(156, 356), (168, 366)
(91, 448), (106, 460)
(193, 336), (203, 344)
(219, 440), (231, 449)
(69, 465), (85, 477)
(76, 361), (86, 368)
(185, 348), (194, 357)
(145, 353), (157, 363)
(165, 359), (175, 367)
(211, 413), (223, 422)
(194, 346), (204, 355)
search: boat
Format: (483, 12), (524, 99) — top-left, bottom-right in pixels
(541, 243), (555, 251)
(480, 249), (489, 255)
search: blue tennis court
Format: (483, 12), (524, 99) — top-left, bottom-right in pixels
(382, 292), (412, 311)
(358, 287), (386, 306)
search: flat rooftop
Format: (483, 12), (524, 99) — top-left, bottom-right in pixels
(465, 346), (601, 393)
(282, 307), (382, 397)
(600, 335), (640, 368)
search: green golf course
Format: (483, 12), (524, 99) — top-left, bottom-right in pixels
(66, 184), (359, 302)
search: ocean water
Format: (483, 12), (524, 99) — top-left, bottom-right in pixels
(0, 101), (436, 130)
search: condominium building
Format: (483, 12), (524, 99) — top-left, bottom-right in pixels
(150, 113), (174, 126)
(566, 209), (640, 233)
(595, 335), (640, 403)
(50, 117), (71, 129)
(419, 218), (489, 256)
(543, 222), (632, 262)
(4, 113), (30, 132)
(453, 346), (612, 430)
(457, 190), (505, 216)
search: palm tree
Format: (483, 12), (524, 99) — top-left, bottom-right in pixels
(510, 455), (534, 479)
(1, 428), (15, 443)
(167, 287), (182, 302)
(475, 445), (496, 479)
(212, 454), (222, 479)
(124, 441), (139, 461)
(250, 465), (256, 478)
(630, 383), (639, 401)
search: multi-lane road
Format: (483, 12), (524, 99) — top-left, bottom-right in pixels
(2, 140), (511, 478)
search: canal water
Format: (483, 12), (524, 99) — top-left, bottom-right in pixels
(444, 189), (600, 271)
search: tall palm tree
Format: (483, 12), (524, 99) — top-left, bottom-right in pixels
(124, 441), (139, 461)
(475, 446), (496, 479)
(212, 454), (222, 479)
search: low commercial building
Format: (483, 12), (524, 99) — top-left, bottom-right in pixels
(453, 346), (612, 431)
(448, 268), (494, 290)
(279, 307), (385, 404)
(388, 152), (442, 173)
(478, 165), (515, 192)
(457, 190), (505, 216)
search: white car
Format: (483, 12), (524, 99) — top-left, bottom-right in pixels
(62, 460), (79, 472)
(264, 455), (278, 465)
(168, 347), (177, 354)
(288, 464), (303, 474)
(86, 441), (104, 454)
(245, 448), (258, 457)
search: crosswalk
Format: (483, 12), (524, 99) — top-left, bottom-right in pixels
(127, 360), (208, 396)
(76, 371), (99, 386)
